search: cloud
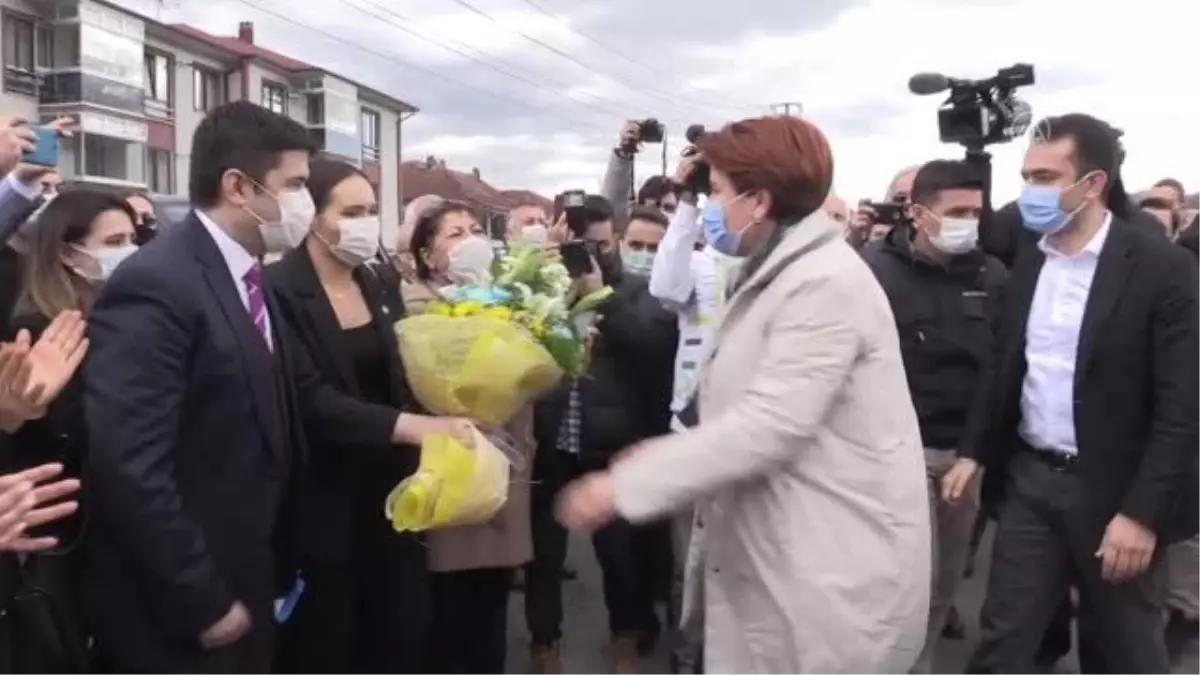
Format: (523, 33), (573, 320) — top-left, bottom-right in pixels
(148, 0), (1197, 204)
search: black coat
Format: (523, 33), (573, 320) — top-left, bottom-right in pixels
(534, 273), (678, 466)
(861, 227), (1007, 450)
(82, 213), (399, 671)
(962, 216), (1199, 542)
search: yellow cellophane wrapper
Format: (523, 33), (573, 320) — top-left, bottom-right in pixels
(384, 426), (510, 532)
(396, 314), (563, 426)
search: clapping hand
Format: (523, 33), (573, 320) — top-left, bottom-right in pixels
(0, 463), (81, 552)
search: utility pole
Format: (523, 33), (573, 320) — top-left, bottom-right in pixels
(769, 102), (804, 117)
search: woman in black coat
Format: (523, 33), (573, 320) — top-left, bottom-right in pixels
(2, 190), (138, 672)
(265, 158), (435, 673)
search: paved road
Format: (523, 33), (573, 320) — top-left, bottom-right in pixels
(504, 526), (1198, 673)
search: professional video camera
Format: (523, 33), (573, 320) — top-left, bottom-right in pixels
(680, 124), (712, 196)
(908, 64), (1035, 151)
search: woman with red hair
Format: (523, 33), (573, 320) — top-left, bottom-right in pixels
(557, 116), (931, 672)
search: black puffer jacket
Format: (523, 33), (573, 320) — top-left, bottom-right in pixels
(862, 225), (1007, 450)
(534, 272), (678, 467)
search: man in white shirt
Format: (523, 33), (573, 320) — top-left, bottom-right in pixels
(957, 113), (1198, 673)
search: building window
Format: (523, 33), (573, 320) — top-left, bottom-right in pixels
(192, 68), (224, 111)
(3, 12), (38, 96)
(306, 94), (323, 126)
(143, 50), (172, 104)
(261, 81), (287, 114)
(83, 134), (145, 183)
(361, 108), (380, 162)
(146, 147), (172, 193)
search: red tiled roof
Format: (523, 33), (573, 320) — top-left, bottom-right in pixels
(167, 24), (317, 72)
(500, 189), (553, 213)
(400, 160), (550, 213)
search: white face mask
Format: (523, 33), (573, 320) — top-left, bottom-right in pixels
(330, 216), (381, 266)
(521, 224), (548, 246)
(247, 187), (316, 254)
(928, 216), (979, 255)
(447, 235), (495, 284)
(74, 244), (138, 282)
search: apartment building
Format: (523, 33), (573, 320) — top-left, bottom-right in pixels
(0, 0), (416, 235)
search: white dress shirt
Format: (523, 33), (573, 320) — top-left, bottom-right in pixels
(195, 210), (274, 350)
(647, 202), (740, 423)
(1018, 212), (1112, 455)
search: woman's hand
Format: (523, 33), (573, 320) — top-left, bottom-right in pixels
(0, 463), (81, 552)
(25, 310), (89, 408)
(394, 413), (476, 448)
(556, 471), (616, 532)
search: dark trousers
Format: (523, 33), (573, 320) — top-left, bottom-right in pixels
(525, 449), (661, 646)
(425, 568), (513, 673)
(968, 452), (1168, 673)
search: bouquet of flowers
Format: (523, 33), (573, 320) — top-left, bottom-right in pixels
(395, 244), (612, 427)
(386, 245), (610, 533)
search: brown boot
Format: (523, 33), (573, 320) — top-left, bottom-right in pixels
(531, 641), (563, 675)
(612, 633), (640, 674)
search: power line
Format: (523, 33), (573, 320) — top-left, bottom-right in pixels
(347, 0), (677, 127)
(513, 0), (760, 117)
(233, 0), (616, 136)
(439, 0), (720, 122)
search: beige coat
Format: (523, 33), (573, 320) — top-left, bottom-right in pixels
(612, 212), (931, 673)
(401, 280), (536, 573)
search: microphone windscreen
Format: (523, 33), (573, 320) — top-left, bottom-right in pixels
(908, 73), (950, 96)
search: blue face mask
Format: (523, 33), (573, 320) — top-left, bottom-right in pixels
(1017, 176), (1090, 236)
(701, 195), (749, 256)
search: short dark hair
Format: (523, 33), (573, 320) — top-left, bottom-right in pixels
(189, 101), (317, 208)
(627, 205), (669, 228)
(583, 194), (614, 226)
(307, 157), (369, 214)
(1031, 113), (1131, 217)
(910, 160), (984, 208)
(1139, 196), (1175, 211)
(636, 176), (674, 205)
(18, 190), (137, 319)
(1153, 178), (1186, 201)
(409, 200), (475, 281)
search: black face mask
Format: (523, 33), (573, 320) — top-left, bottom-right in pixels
(136, 224), (158, 245)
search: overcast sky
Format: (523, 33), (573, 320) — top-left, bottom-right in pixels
(138, 0), (1197, 204)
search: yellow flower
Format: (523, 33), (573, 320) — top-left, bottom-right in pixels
(528, 318), (547, 337)
(429, 303), (452, 317)
(482, 306), (512, 322)
(451, 301), (484, 318)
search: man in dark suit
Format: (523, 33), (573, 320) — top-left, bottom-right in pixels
(949, 113), (1199, 673)
(84, 101), (469, 673)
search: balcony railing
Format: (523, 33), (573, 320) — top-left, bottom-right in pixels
(3, 66), (41, 97)
(144, 97), (173, 121)
(362, 144), (380, 163)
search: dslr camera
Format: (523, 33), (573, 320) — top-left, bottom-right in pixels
(909, 64), (1035, 150)
(620, 118), (665, 154)
(679, 124), (712, 196)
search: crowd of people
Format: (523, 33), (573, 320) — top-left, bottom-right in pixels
(0, 99), (1195, 675)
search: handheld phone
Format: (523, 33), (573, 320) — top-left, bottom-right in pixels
(560, 240), (593, 278)
(867, 201), (907, 227)
(21, 126), (59, 168)
(555, 190), (588, 237)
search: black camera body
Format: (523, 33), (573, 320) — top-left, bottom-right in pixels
(866, 201), (908, 228)
(912, 64), (1035, 150)
(620, 118), (665, 154)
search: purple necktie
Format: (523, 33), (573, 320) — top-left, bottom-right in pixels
(243, 264), (271, 351)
